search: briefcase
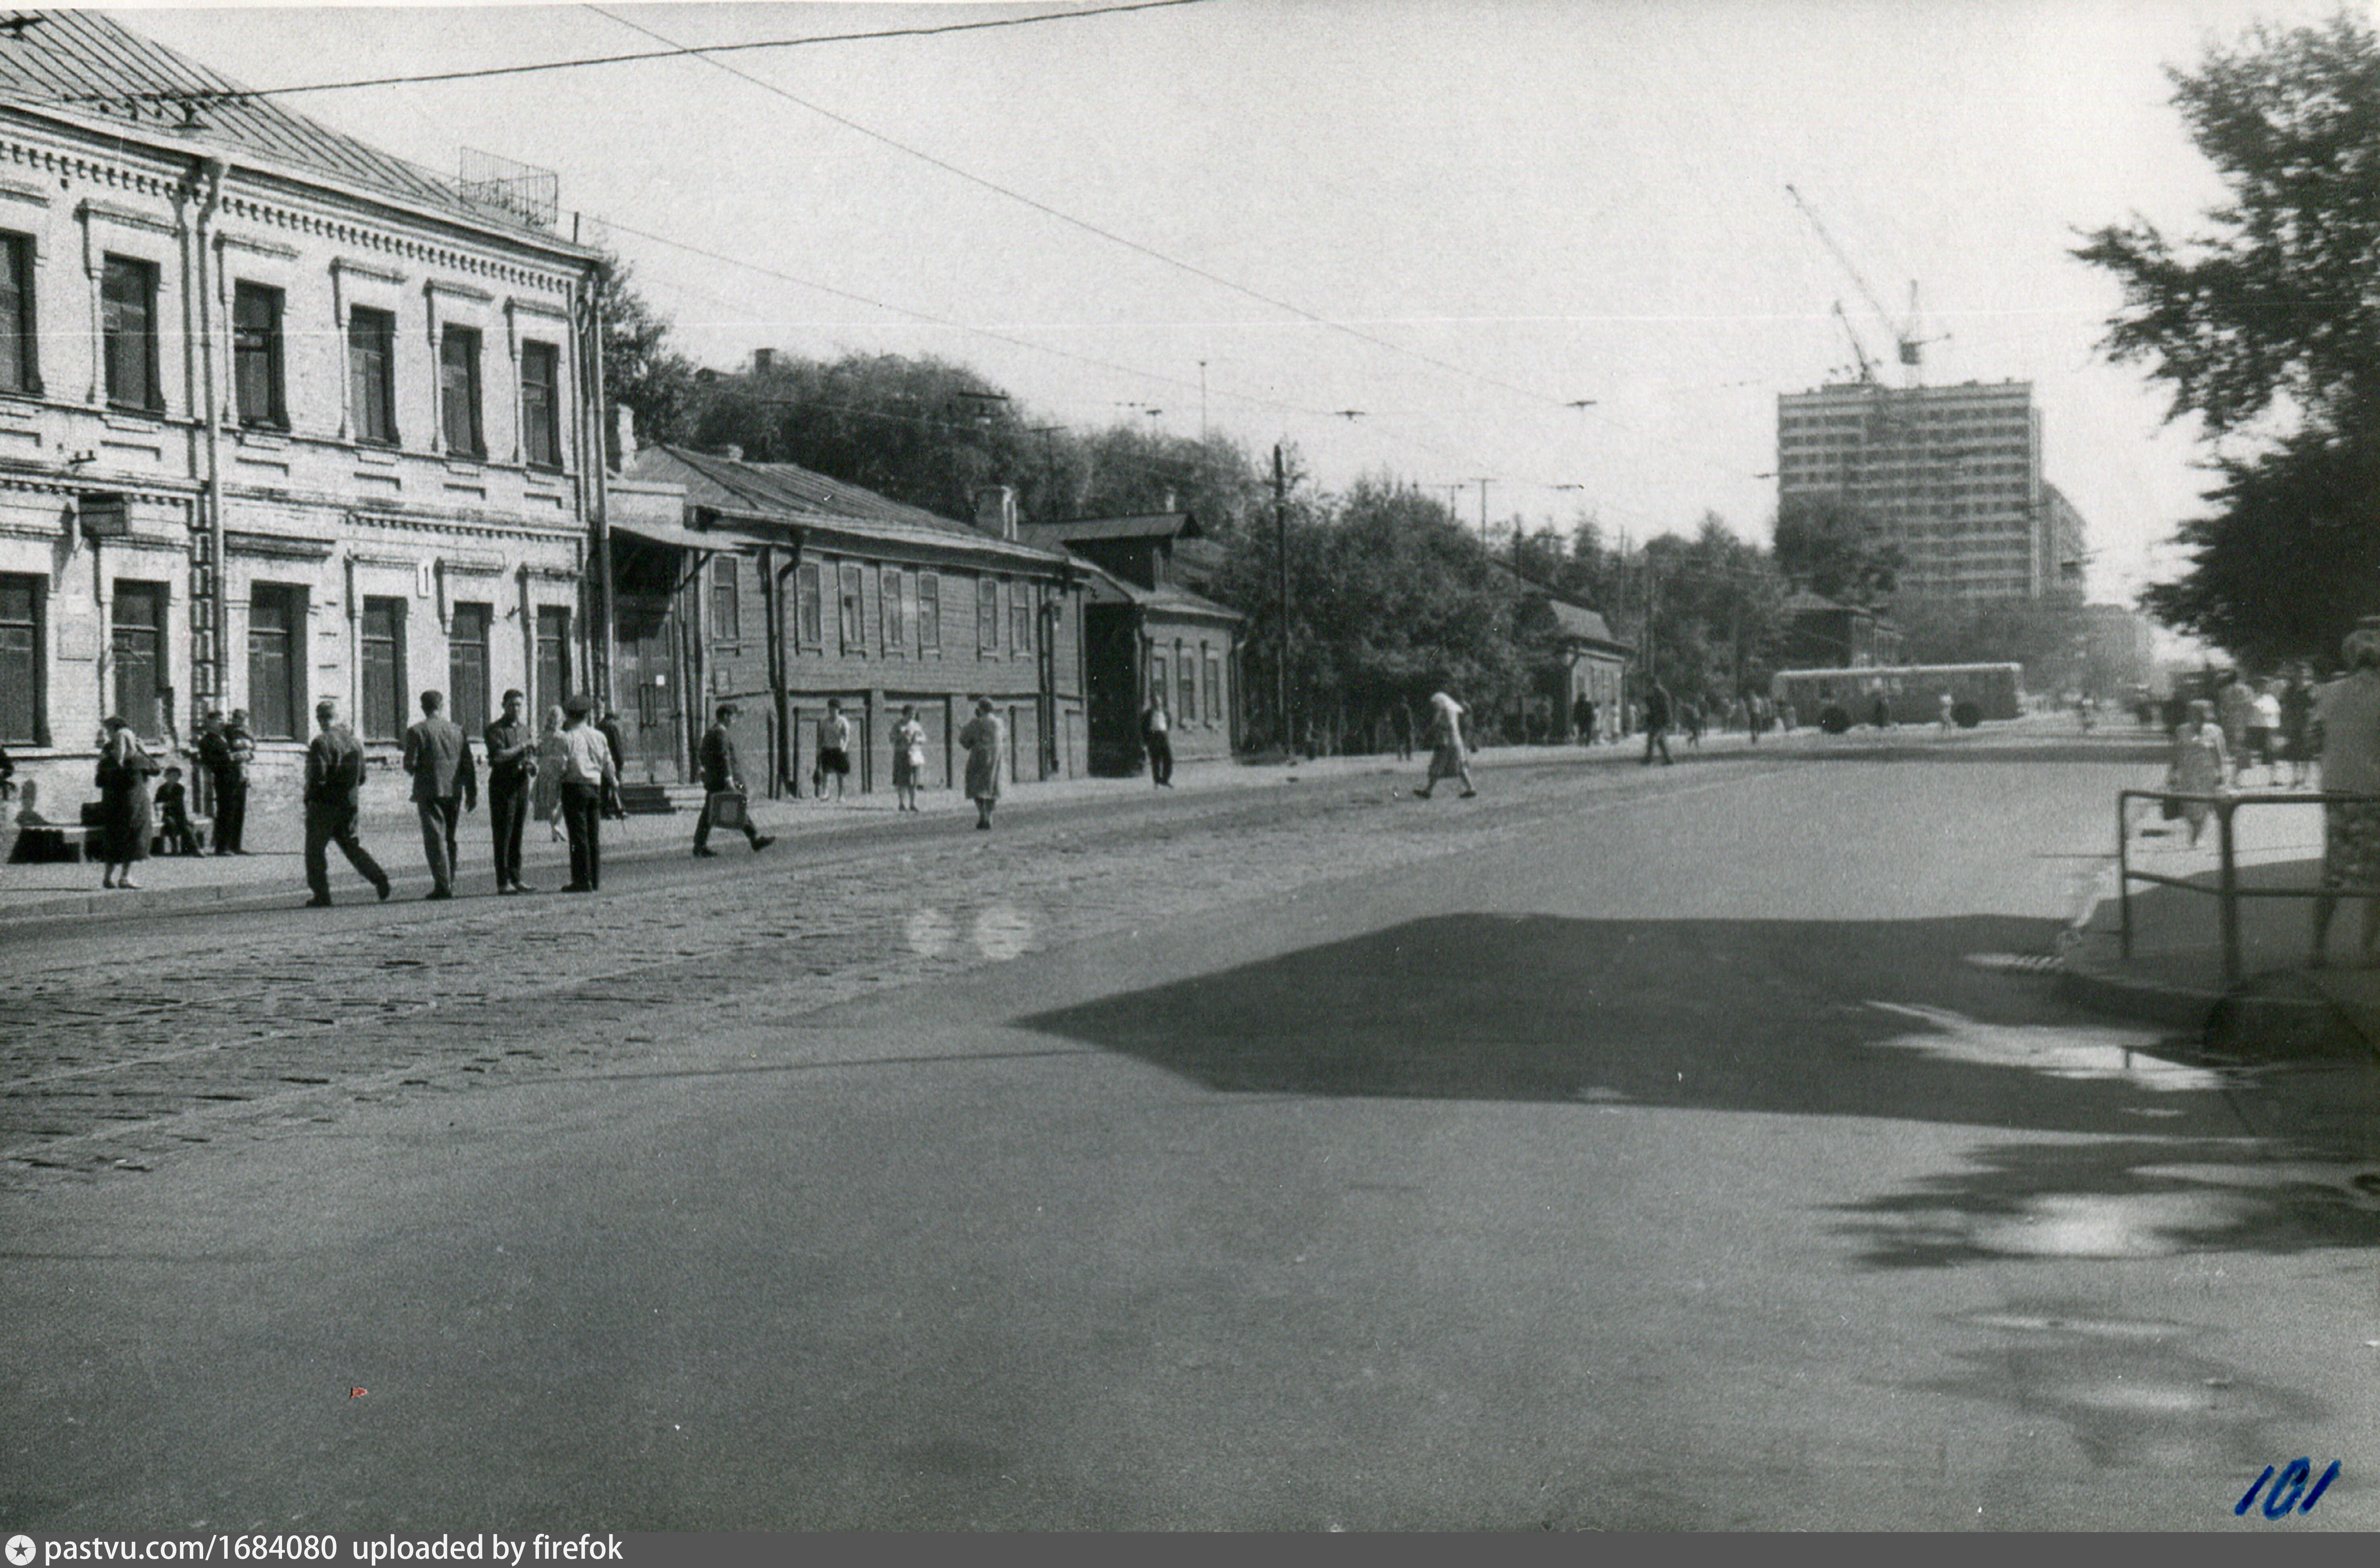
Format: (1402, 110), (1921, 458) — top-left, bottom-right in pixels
(707, 790), (748, 830)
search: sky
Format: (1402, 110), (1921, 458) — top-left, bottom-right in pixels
(113, 0), (2378, 616)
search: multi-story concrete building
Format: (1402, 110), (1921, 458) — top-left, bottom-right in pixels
(0, 11), (604, 809)
(1775, 379), (2087, 603)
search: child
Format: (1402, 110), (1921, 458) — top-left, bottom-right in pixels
(153, 765), (202, 856)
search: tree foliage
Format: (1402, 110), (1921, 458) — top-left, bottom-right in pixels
(597, 256), (698, 456)
(2074, 11), (2380, 663)
(1772, 493), (1903, 606)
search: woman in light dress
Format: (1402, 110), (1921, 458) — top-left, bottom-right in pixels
(958, 698), (1003, 830)
(1413, 691), (1477, 800)
(532, 704), (569, 842)
(2167, 697), (2228, 848)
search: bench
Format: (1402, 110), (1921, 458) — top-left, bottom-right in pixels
(10, 822), (95, 863)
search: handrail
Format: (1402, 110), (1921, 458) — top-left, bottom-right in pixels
(2116, 787), (2380, 983)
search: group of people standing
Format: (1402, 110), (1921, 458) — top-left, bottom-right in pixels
(302, 688), (628, 906)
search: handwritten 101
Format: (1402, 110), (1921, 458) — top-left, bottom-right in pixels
(2235, 1459), (2338, 1519)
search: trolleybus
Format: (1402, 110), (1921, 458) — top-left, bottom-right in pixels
(1771, 663), (2025, 732)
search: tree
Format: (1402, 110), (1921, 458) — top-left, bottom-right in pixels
(2074, 11), (2380, 663)
(596, 256), (697, 455)
(1771, 493), (1902, 606)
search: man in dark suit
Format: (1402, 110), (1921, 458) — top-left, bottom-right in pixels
(483, 687), (538, 894)
(304, 699), (389, 907)
(693, 702), (774, 857)
(403, 690), (478, 899)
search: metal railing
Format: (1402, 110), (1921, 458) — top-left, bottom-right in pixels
(2117, 788), (2377, 983)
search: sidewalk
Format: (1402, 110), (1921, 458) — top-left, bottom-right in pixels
(2057, 788), (2380, 1070)
(0, 742), (1603, 927)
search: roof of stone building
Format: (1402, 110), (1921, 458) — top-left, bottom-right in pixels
(0, 10), (563, 238)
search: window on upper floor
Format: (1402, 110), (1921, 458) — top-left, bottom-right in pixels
(439, 324), (485, 459)
(348, 306), (397, 445)
(838, 563), (864, 653)
(1010, 578), (1032, 653)
(232, 282), (287, 429)
(977, 576), (998, 654)
(918, 572), (940, 652)
(0, 232), (38, 397)
(101, 255), (161, 413)
(710, 554), (739, 643)
(520, 339), (562, 468)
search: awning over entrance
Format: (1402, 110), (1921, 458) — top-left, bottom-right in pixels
(608, 516), (770, 554)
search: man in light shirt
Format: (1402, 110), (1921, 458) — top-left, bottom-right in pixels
(556, 692), (618, 893)
(2311, 620), (2380, 968)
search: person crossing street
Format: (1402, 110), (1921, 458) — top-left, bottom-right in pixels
(693, 702), (775, 857)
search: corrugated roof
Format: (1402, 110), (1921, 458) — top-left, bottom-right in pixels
(629, 446), (1074, 570)
(1075, 557), (1242, 621)
(0, 10), (559, 237)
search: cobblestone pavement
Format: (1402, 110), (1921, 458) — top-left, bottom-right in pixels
(1, 754), (1788, 1187)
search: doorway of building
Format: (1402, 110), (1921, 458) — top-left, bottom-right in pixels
(613, 595), (683, 783)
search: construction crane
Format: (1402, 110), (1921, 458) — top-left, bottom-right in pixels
(1830, 301), (1879, 386)
(1787, 183), (1945, 385)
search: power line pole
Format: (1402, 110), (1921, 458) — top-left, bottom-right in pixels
(1274, 443), (1291, 757)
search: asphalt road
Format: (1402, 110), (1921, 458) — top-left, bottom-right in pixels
(4, 738), (2375, 1531)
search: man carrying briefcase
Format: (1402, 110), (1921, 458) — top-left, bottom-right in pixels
(694, 701), (775, 858)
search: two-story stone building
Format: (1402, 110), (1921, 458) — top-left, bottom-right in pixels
(619, 445), (1088, 799)
(0, 11), (604, 809)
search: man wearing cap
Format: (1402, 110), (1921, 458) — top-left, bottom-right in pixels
(303, 698), (390, 907)
(484, 687), (538, 894)
(556, 692), (617, 892)
(694, 702), (774, 857)
(403, 690), (478, 900)
(2311, 619), (2380, 967)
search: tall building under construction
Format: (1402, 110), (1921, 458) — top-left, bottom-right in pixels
(1775, 379), (2087, 603)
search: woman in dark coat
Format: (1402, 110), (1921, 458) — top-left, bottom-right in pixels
(96, 715), (159, 889)
(958, 697), (1004, 830)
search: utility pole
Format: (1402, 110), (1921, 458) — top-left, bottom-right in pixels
(1468, 479), (1493, 545)
(1273, 444), (1291, 757)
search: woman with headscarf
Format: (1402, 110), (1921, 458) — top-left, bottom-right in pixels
(94, 715), (160, 889)
(532, 704), (569, 842)
(1414, 691), (1478, 800)
(958, 697), (1004, 830)
(2166, 697), (2228, 849)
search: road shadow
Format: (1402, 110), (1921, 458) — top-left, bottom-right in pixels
(1020, 911), (2380, 1263)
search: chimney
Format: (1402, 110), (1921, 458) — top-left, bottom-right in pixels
(753, 347), (775, 375)
(1161, 489), (1177, 512)
(973, 484), (1018, 541)
(610, 404), (637, 468)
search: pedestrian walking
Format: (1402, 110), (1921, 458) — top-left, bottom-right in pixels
(1937, 690), (1954, 734)
(94, 715), (159, 889)
(403, 690), (478, 900)
(532, 704), (568, 843)
(694, 702), (775, 854)
(1641, 680), (1674, 766)
(2216, 671), (2254, 773)
(2310, 622), (2380, 968)
(1869, 691), (1892, 730)
(1576, 696), (1597, 747)
(303, 699), (389, 907)
(1142, 693), (1174, 786)
(2245, 678), (2283, 786)
(2280, 665), (2316, 788)
(2166, 697), (2228, 850)
(814, 700), (851, 799)
(555, 693), (617, 891)
(959, 697), (1004, 829)
(484, 688), (539, 894)
(152, 765), (202, 856)
(891, 703), (927, 812)
(1414, 690), (1478, 799)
